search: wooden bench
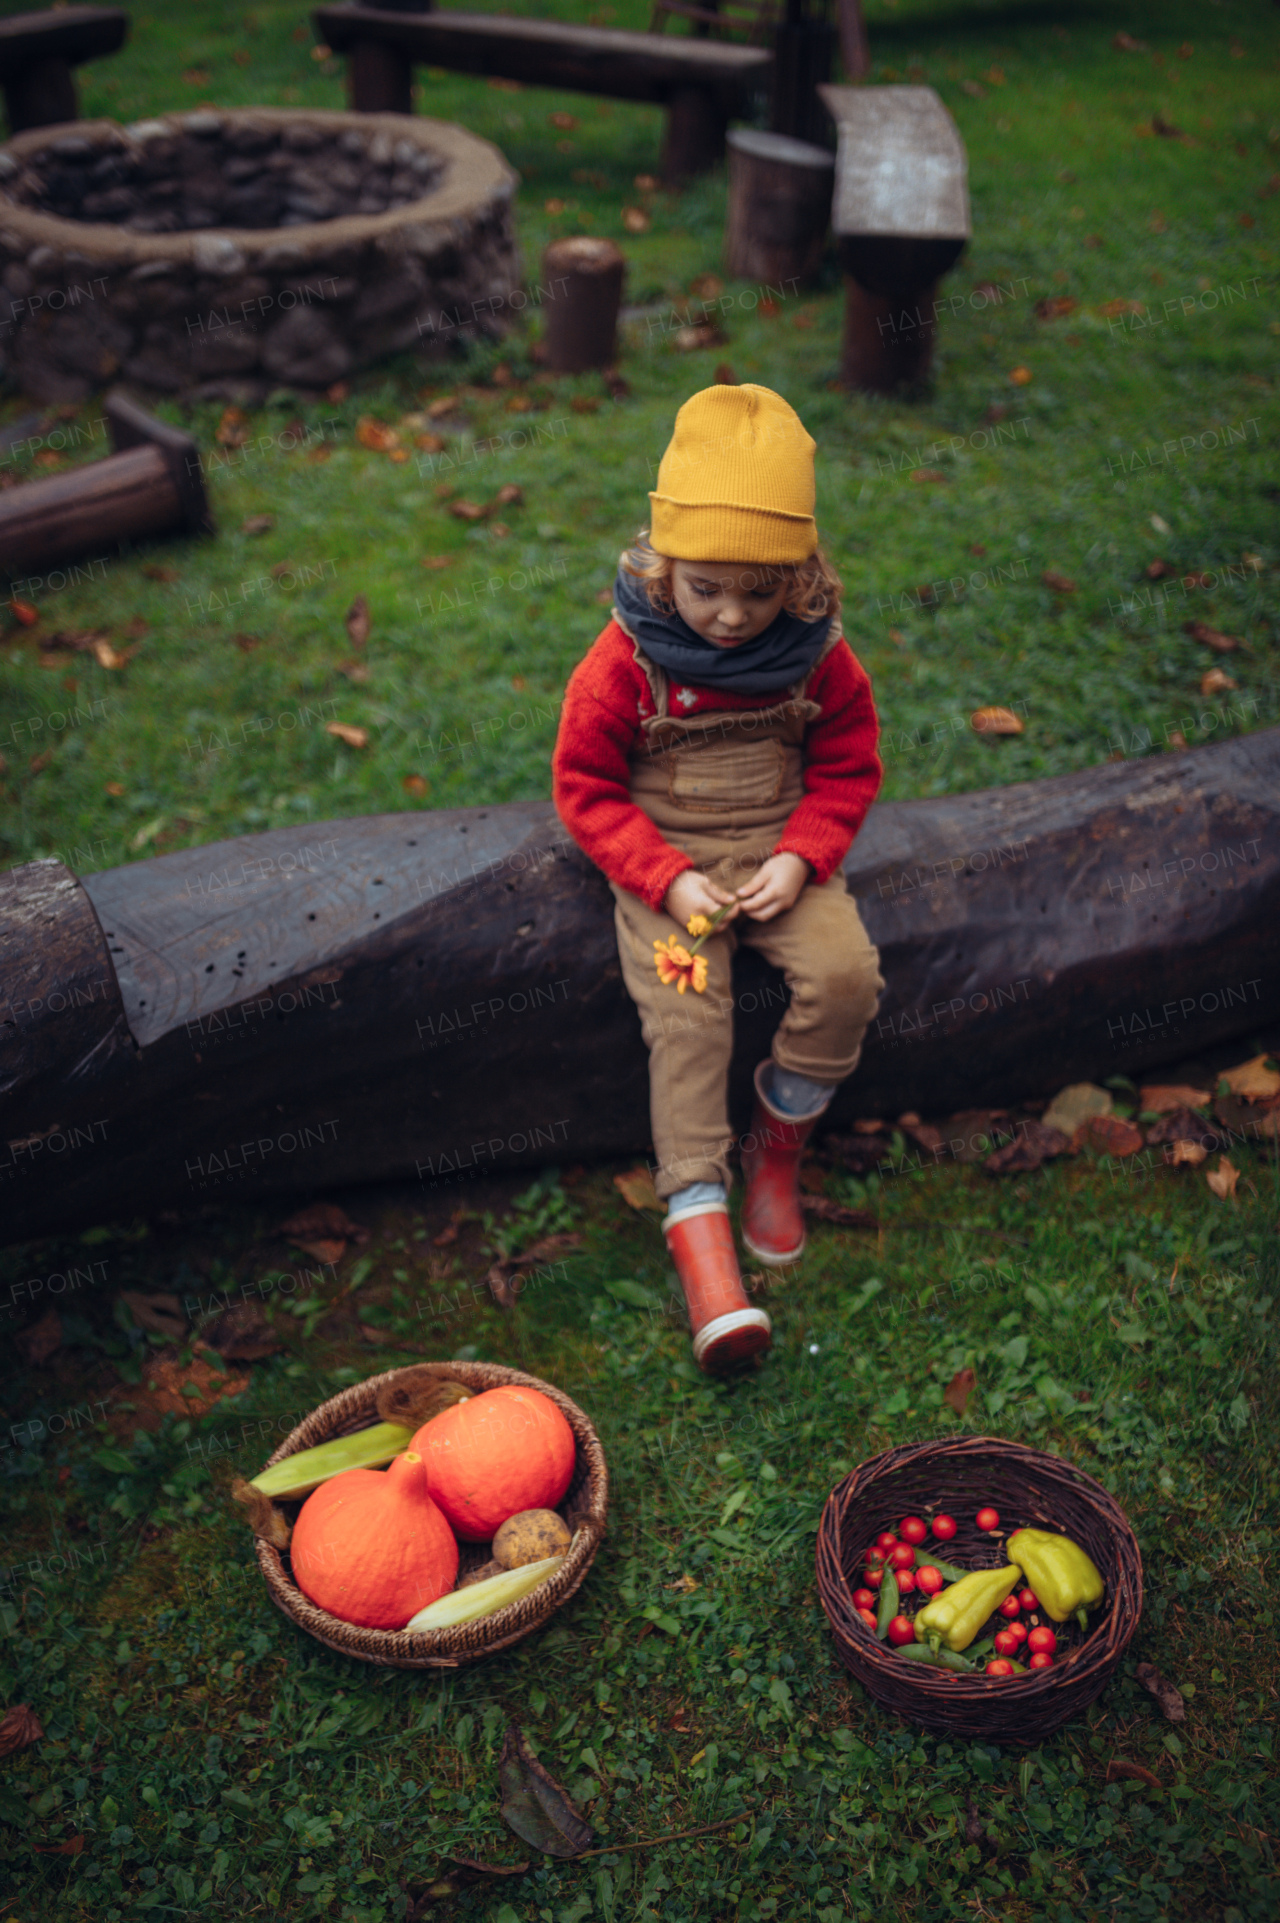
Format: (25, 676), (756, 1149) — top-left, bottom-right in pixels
(0, 7), (128, 136)
(312, 5), (773, 178)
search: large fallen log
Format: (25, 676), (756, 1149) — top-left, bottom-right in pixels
(1, 728), (1277, 1245)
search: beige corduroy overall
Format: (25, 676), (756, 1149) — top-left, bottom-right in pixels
(611, 631), (883, 1199)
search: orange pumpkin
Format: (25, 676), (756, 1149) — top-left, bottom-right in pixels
(290, 1449), (458, 1629)
(412, 1385), (576, 1541)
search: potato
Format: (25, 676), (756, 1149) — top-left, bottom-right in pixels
(493, 1508), (572, 1570)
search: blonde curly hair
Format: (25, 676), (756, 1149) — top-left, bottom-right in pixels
(620, 533), (842, 623)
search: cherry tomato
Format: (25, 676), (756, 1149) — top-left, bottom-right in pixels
(985, 1658), (1014, 1677)
(896, 1567), (916, 1595)
(887, 1616), (917, 1646)
(930, 1514), (957, 1541)
(864, 1545), (885, 1568)
(1008, 1620), (1028, 1644)
(1028, 1651), (1054, 1671)
(857, 1607), (878, 1631)
(1018, 1588), (1039, 1612)
(876, 1530), (899, 1554)
(1027, 1626), (1057, 1655)
(975, 1506), (1000, 1531)
(998, 1595), (1021, 1619)
(853, 1588), (876, 1611)
(899, 1515), (927, 1545)
(915, 1564), (945, 1596)
(993, 1628), (1020, 1656)
(888, 1542), (916, 1571)
(863, 1567), (884, 1589)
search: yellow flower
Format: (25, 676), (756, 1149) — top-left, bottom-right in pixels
(654, 936), (709, 994)
(686, 913), (712, 937)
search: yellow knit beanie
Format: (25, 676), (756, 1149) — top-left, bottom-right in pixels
(648, 383), (817, 564)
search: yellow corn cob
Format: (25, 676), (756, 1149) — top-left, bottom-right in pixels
(404, 1554), (566, 1631)
(250, 1422), (412, 1499)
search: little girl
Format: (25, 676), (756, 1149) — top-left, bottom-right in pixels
(553, 383), (883, 1372)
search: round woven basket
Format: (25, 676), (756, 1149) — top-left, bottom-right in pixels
(254, 1360), (608, 1667)
(816, 1437), (1142, 1743)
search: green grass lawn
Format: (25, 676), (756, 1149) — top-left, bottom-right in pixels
(1, 1), (1278, 1919)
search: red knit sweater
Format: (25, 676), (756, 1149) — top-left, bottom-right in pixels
(553, 620), (881, 911)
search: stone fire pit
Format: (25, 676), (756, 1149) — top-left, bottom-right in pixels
(0, 108), (519, 402)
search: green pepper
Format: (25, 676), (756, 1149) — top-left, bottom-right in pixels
(1007, 1527), (1105, 1629)
(896, 1643), (974, 1673)
(913, 1564), (1020, 1652)
(875, 1567), (899, 1641)
(913, 1547), (968, 1583)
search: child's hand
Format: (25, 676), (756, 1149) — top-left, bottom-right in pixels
(734, 852), (810, 922)
(664, 869), (740, 931)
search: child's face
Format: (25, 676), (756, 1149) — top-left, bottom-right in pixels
(670, 559), (789, 648)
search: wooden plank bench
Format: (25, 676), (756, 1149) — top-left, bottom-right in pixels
(0, 7), (128, 136)
(312, 5), (773, 178)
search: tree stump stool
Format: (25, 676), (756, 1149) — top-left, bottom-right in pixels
(725, 129), (833, 288)
(541, 236), (625, 376)
(0, 389), (212, 577)
(820, 83), (969, 394)
(0, 7), (127, 136)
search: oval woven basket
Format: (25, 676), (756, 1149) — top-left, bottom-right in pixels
(254, 1360), (608, 1668)
(816, 1437), (1142, 1743)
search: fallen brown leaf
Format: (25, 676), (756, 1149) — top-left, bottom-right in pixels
(279, 1201), (368, 1261)
(91, 637), (140, 671)
(335, 660), (370, 683)
(1167, 1138), (1209, 1167)
(403, 773), (429, 797)
(28, 749), (52, 773)
(571, 396), (600, 414)
(0, 1705), (44, 1759)
(986, 1121), (1072, 1174)
(432, 1206), (468, 1247)
(1140, 1083), (1211, 1113)
(449, 499), (490, 521)
(485, 1233), (582, 1309)
(1185, 608), (1239, 640)
(327, 722), (369, 749)
(1201, 666), (1237, 697)
(549, 110), (577, 130)
(426, 395), (460, 419)
(1009, 365), (1033, 385)
(622, 206), (650, 233)
(1075, 1114), (1145, 1159)
(971, 706), (1024, 735)
(1205, 1155), (1239, 1200)
(356, 416), (399, 452)
(8, 596), (39, 625)
(909, 467), (948, 484)
(1106, 1759), (1161, 1788)
(16, 1307), (61, 1367)
(500, 1722), (593, 1858)
(1035, 297), (1077, 321)
(345, 594), (370, 648)
(494, 483), (524, 508)
(120, 1290), (187, 1339)
(216, 406), (249, 448)
(1098, 298), (1144, 319)
(1135, 1662), (1185, 1721)
(799, 1195), (877, 1228)
(200, 1300), (281, 1362)
(233, 632), (261, 653)
(613, 1167), (662, 1212)
(230, 1475), (292, 1549)
(1146, 558), (1175, 578)
(944, 1366), (977, 1415)
(1220, 1054), (1280, 1101)
(1041, 568), (1077, 593)
(34, 1835), (84, 1856)
(1113, 31), (1147, 53)
(241, 513), (275, 535)
(1145, 1107), (1217, 1149)
(138, 1353), (249, 1417)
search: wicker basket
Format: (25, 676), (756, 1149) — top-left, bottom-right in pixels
(816, 1437), (1143, 1743)
(253, 1360), (608, 1667)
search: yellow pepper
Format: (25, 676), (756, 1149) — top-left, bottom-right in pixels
(1007, 1528), (1105, 1627)
(914, 1564), (1021, 1652)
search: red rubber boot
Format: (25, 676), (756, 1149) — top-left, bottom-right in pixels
(740, 1061), (823, 1266)
(663, 1200), (771, 1373)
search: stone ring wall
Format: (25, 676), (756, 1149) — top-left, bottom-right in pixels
(0, 108), (520, 402)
